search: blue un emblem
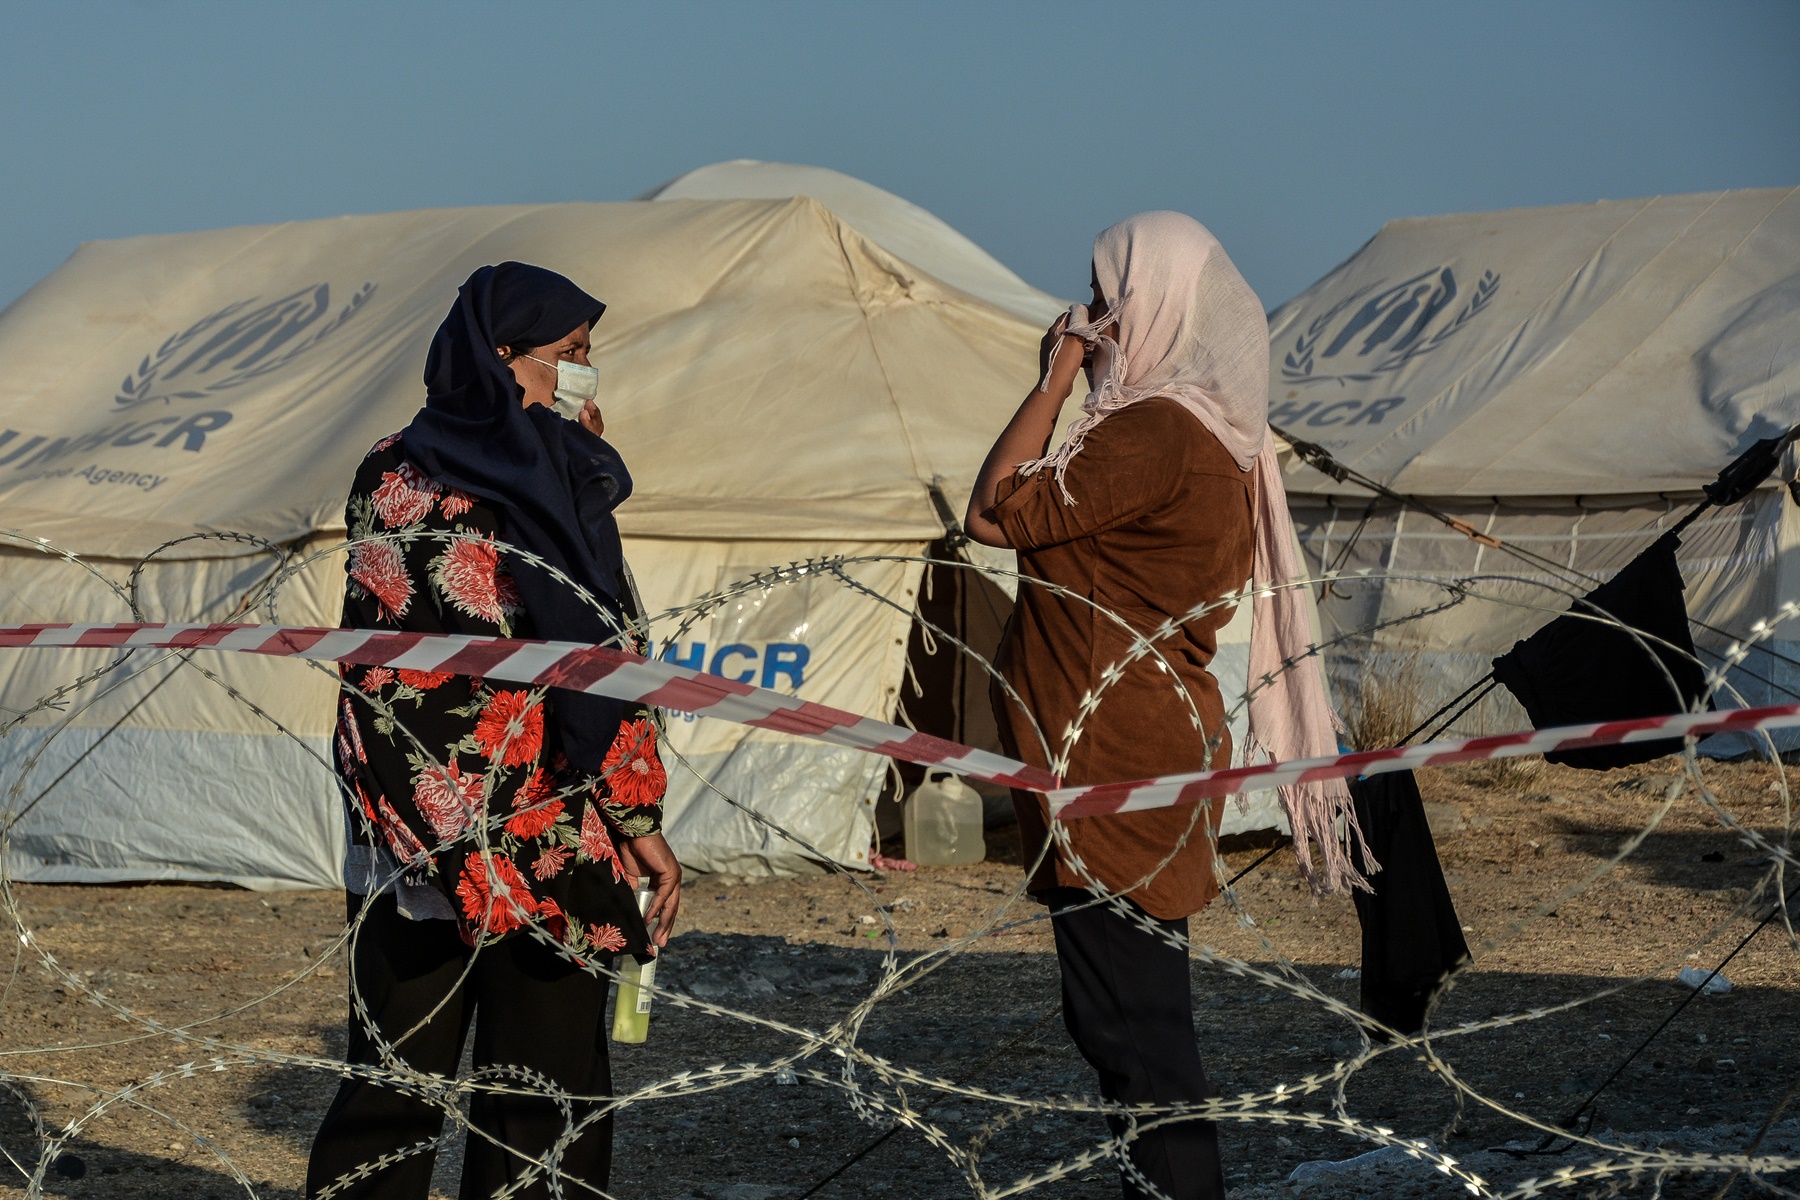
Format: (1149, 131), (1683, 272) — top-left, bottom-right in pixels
(1281, 267), (1498, 385)
(115, 282), (376, 410)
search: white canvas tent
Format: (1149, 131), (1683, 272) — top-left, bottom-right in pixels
(638, 160), (1060, 326)
(1267, 187), (1800, 744)
(0, 162), (1278, 891)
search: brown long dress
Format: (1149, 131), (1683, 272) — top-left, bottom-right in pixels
(990, 397), (1255, 920)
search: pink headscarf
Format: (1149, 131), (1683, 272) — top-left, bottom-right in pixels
(1019, 211), (1369, 892)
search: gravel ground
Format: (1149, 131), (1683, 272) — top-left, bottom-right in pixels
(0, 755), (1795, 1199)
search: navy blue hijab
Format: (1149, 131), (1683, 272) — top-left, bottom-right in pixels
(401, 262), (631, 770)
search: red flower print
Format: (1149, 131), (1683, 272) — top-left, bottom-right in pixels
(496, 570), (522, 611)
(349, 779), (377, 823)
(586, 923), (627, 954)
(359, 666), (396, 694)
(397, 669), (454, 690)
(506, 768), (563, 839)
(412, 760), (486, 844)
(377, 799), (431, 868)
(600, 718), (667, 808)
(474, 690), (544, 768)
(530, 844), (570, 880)
(455, 852), (536, 936)
(340, 699), (368, 761)
(370, 461), (440, 528)
(348, 541), (413, 622)
(440, 488), (476, 519)
(535, 895), (569, 940)
(579, 803), (626, 882)
(432, 536), (522, 627)
(370, 431), (402, 454)
(506, 794), (563, 840)
(519, 765), (554, 803)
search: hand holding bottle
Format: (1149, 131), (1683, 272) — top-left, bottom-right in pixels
(619, 832), (682, 948)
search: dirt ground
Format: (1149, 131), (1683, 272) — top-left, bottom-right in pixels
(1, 755), (1796, 1199)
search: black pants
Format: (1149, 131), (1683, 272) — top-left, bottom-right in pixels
(306, 892), (614, 1200)
(1046, 888), (1225, 1200)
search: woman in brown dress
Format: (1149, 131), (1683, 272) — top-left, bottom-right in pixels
(965, 212), (1357, 1200)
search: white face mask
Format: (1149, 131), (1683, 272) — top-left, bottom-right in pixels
(523, 353), (599, 420)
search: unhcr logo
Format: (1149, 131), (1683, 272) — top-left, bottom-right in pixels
(115, 281), (376, 410)
(1281, 267), (1498, 385)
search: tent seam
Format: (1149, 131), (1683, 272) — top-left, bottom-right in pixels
(818, 205), (939, 521)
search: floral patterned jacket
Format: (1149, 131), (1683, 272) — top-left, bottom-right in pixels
(335, 432), (666, 957)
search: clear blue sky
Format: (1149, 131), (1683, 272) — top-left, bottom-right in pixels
(2, 1), (1795, 314)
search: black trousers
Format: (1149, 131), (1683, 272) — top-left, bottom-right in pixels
(306, 892), (614, 1200)
(1046, 888), (1225, 1200)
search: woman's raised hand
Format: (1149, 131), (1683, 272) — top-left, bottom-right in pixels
(966, 305), (1093, 548)
(578, 398), (604, 438)
(1036, 308), (1089, 402)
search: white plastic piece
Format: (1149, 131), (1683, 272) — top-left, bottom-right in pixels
(1677, 966), (1732, 994)
(1287, 1142), (1431, 1183)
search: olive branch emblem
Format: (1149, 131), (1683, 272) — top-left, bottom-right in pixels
(1280, 282), (1380, 384)
(115, 282), (377, 410)
(1281, 269), (1499, 385)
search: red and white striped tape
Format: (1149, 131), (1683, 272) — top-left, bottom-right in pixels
(1048, 703), (1794, 818)
(3, 622), (1789, 819)
(0, 621), (1056, 793)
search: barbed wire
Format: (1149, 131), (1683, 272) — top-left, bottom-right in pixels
(0, 526), (1795, 1199)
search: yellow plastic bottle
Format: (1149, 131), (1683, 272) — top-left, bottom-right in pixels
(610, 878), (656, 1044)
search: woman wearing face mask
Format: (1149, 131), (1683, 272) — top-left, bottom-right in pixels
(964, 213), (1360, 1200)
(307, 261), (680, 1200)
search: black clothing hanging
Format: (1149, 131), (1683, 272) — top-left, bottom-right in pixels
(1491, 532), (1710, 771)
(1348, 770), (1470, 1036)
